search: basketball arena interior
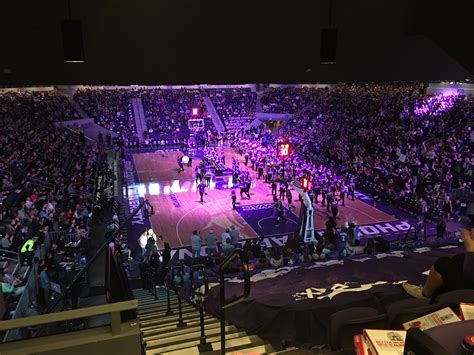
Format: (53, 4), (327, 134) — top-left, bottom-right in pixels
(0, 1), (473, 354)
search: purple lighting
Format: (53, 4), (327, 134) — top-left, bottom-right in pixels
(413, 93), (459, 117)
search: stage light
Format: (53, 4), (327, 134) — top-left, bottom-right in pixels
(192, 108), (199, 116)
(182, 156), (190, 164)
(320, 28), (337, 64)
(61, 20), (85, 63)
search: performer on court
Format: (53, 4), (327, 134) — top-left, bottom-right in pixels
(286, 188), (295, 212)
(198, 180), (206, 203)
(339, 185), (346, 206)
(348, 180), (356, 201)
(275, 203), (288, 226)
(331, 198), (339, 219)
(205, 168), (212, 187)
(177, 155), (185, 174)
(231, 189), (237, 210)
(244, 177), (251, 199)
(271, 180), (277, 196)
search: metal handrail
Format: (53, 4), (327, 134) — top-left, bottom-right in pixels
(189, 264), (212, 352)
(170, 263), (186, 327)
(163, 267), (173, 316)
(44, 199), (150, 314)
(220, 249), (250, 309)
(218, 249), (251, 354)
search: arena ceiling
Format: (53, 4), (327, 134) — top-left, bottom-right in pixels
(1, 0), (472, 86)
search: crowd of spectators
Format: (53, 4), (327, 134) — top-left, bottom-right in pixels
(260, 87), (321, 114)
(279, 83), (473, 217)
(140, 89), (210, 139)
(207, 88), (256, 130)
(0, 91), (79, 122)
(0, 93), (100, 320)
(74, 88), (139, 144)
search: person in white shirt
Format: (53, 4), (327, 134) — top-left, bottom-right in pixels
(138, 230), (149, 259)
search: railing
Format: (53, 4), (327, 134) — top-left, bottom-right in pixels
(170, 263), (186, 328)
(163, 267), (173, 316)
(47, 231), (81, 246)
(0, 299), (138, 337)
(219, 249), (251, 355)
(0, 249), (20, 274)
(2, 245), (43, 342)
(44, 199), (150, 315)
(190, 264), (212, 352)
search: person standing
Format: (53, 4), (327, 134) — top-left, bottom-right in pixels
(275, 203), (287, 226)
(244, 178), (251, 199)
(205, 230), (217, 257)
(191, 230), (201, 258)
(177, 155), (185, 174)
(198, 181), (206, 203)
(279, 182), (286, 201)
(442, 195), (453, 220)
(205, 168), (212, 187)
(326, 190), (334, 212)
(257, 163), (264, 180)
(187, 153), (193, 167)
(38, 265), (50, 306)
(229, 225), (240, 249)
(330, 198), (339, 219)
(348, 180), (356, 201)
(339, 186), (346, 206)
(221, 229), (234, 257)
(138, 230), (149, 259)
(271, 180), (277, 196)
(231, 189), (237, 210)
(266, 166), (273, 183)
(195, 166), (202, 185)
(286, 188), (295, 212)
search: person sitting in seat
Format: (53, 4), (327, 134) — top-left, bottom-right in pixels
(403, 228), (474, 299)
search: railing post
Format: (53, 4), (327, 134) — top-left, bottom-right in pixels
(110, 311), (121, 336)
(220, 269), (226, 355)
(218, 250), (251, 355)
(166, 285), (173, 315)
(176, 292), (186, 328)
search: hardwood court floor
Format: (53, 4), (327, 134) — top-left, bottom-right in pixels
(132, 148), (396, 249)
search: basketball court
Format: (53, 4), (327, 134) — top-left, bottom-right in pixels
(126, 148), (398, 249)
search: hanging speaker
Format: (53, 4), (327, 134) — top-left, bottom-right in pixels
(320, 28), (337, 64)
(61, 20), (85, 63)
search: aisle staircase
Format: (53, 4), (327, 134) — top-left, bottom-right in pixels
(130, 98), (147, 143)
(133, 287), (303, 354)
(203, 96), (225, 133)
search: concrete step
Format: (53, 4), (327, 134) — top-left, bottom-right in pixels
(141, 318), (221, 338)
(268, 348), (310, 354)
(155, 334), (271, 354)
(137, 298), (181, 308)
(144, 324), (239, 349)
(142, 321), (227, 343)
(137, 300), (187, 310)
(138, 307), (197, 321)
(145, 330), (249, 354)
(138, 304), (194, 315)
(139, 312), (210, 328)
(137, 300), (190, 310)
